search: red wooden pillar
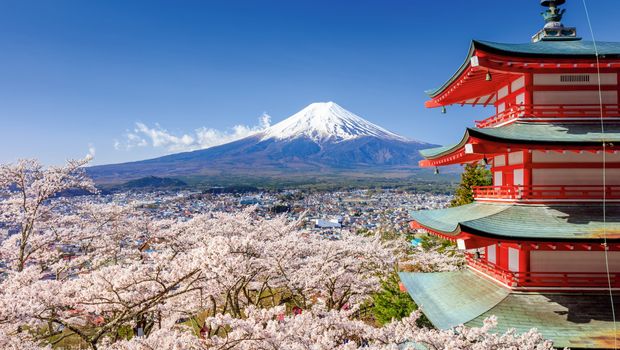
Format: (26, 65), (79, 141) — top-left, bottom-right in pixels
(518, 246), (530, 272)
(498, 244), (509, 270)
(523, 149), (532, 198)
(523, 149), (532, 185)
(524, 73), (533, 106)
(517, 245), (530, 287)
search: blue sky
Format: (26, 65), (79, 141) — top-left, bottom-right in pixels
(0, 0), (618, 165)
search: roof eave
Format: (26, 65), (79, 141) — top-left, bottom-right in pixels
(424, 123), (617, 160)
(466, 127), (608, 146)
(426, 41), (477, 99)
(420, 130), (472, 160)
(472, 39), (620, 59)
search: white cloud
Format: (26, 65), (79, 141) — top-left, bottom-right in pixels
(85, 144), (96, 159)
(116, 113), (272, 153)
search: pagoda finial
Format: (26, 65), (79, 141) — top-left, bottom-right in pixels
(532, 0), (580, 42)
(541, 0), (566, 25)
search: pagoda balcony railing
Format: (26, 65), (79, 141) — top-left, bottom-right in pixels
(473, 185), (620, 202)
(465, 253), (620, 290)
(475, 104), (620, 128)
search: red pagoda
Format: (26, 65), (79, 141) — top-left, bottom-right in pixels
(400, 1), (620, 348)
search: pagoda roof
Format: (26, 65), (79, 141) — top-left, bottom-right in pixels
(411, 202), (620, 242)
(420, 122), (620, 160)
(398, 270), (509, 329)
(399, 270), (620, 349)
(425, 41), (477, 99)
(425, 39), (620, 107)
(420, 143), (461, 159)
(474, 39), (620, 59)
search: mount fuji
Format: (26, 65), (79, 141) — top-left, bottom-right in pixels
(88, 102), (434, 183)
(261, 102), (409, 143)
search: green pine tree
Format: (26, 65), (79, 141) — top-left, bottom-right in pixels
(371, 271), (433, 327)
(449, 163), (492, 207)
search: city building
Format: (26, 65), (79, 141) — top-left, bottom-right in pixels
(400, 1), (620, 348)
(315, 218), (342, 229)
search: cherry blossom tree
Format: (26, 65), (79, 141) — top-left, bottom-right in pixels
(105, 306), (554, 350)
(0, 158), (557, 350)
(0, 158), (96, 272)
(400, 246), (466, 273)
(0, 206), (401, 349)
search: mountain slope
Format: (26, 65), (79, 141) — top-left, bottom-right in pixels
(88, 102), (434, 183)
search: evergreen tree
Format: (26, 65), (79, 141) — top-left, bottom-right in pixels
(449, 163), (492, 207)
(419, 234), (455, 252)
(371, 270), (432, 327)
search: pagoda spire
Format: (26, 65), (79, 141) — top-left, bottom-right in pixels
(532, 0), (580, 42)
(541, 0), (566, 25)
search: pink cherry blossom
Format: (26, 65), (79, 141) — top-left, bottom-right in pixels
(0, 159), (558, 350)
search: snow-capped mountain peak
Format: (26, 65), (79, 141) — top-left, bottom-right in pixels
(261, 102), (411, 143)
(89, 101), (435, 182)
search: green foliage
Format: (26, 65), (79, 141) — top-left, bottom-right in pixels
(377, 230), (413, 242)
(163, 172), (459, 193)
(372, 272), (416, 325)
(356, 228), (371, 236)
(449, 163), (492, 207)
(371, 271), (432, 328)
(269, 203), (291, 213)
(120, 176), (187, 189)
(419, 234), (455, 252)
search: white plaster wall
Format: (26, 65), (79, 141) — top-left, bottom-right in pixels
(508, 151), (523, 165)
(487, 245), (497, 264)
(532, 168), (620, 185)
(494, 171), (503, 186)
(497, 102), (506, 113)
(508, 247), (520, 272)
(532, 150), (620, 163)
(533, 73), (617, 86)
(511, 76), (525, 91)
(498, 85), (509, 100)
(516, 92), (525, 105)
(533, 90), (617, 105)
(531, 251), (620, 272)
(514, 169), (524, 186)
(494, 155), (506, 166)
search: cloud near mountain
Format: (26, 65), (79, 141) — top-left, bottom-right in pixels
(114, 114), (272, 153)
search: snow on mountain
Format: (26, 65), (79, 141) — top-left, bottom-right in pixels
(261, 102), (411, 143)
(88, 101), (434, 183)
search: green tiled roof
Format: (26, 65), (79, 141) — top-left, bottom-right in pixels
(420, 122), (620, 159)
(469, 122), (619, 144)
(400, 270), (620, 349)
(398, 270), (509, 329)
(419, 144), (460, 158)
(411, 202), (620, 241)
(426, 39), (620, 97)
(411, 203), (508, 233)
(467, 292), (620, 349)
(475, 39), (620, 58)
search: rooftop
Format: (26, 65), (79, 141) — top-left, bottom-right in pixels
(474, 40), (620, 58)
(420, 122), (620, 160)
(410, 202), (620, 242)
(399, 270), (620, 349)
(425, 39), (620, 107)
